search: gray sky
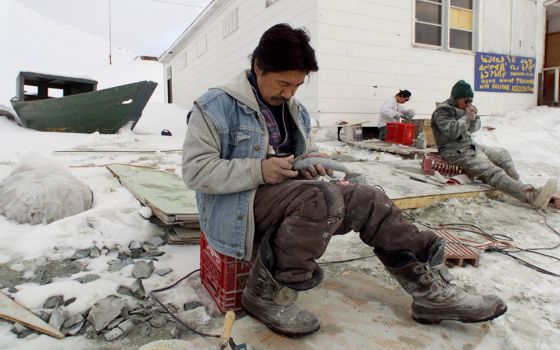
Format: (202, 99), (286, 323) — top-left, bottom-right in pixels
(19, 0), (211, 57)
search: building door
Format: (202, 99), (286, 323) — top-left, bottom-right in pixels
(541, 2), (560, 105)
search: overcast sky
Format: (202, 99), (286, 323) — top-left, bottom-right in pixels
(18, 0), (211, 57)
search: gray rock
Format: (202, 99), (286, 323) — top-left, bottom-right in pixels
(11, 323), (33, 338)
(118, 319), (135, 334)
(106, 316), (124, 330)
(129, 241), (144, 258)
(43, 295), (64, 309)
(130, 279), (146, 299)
(183, 301), (203, 311)
(64, 297), (76, 306)
(117, 285), (132, 297)
(103, 327), (124, 341)
(155, 268), (172, 277)
(107, 258), (134, 272)
(117, 251), (131, 260)
(139, 322), (151, 336)
(129, 314), (152, 324)
(140, 250), (165, 259)
(63, 313), (85, 328)
(143, 237), (164, 250)
(64, 318), (86, 336)
(149, 314), (168, 328)
(34, 310), (51, 323)
(132, 261), (154, 279)
(89, 247), (101, 258)
(48, 306), (66, 331)
(84, 325), (97, 339)
(71, 249), (91, 261)
(75, 274), (100, 284)
(8, 287), (18, 293)
(87, 295), (128, 332)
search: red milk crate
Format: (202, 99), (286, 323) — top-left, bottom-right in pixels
(200, 232), (253, 313)
(385, 122), (400, 143)
(385, 122), (415, 145)
(421, 154), (466, 176)
(396, 123), (415, 145)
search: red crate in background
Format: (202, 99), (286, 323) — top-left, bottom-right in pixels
(200, 232), (253, 313)
(421, 154), (466, 176)
(385, 122), (399, 143)
(385, 122), (415, 145)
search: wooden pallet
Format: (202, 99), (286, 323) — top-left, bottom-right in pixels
(435, 230), (480, 267)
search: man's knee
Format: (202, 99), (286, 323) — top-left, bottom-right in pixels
(289, 182), (344, 220)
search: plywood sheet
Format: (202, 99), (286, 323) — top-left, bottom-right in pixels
(107, 164), (198, 225)
(229, 270), (489, 350)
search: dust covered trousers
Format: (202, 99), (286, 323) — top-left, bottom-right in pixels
(253, 179), (438, 286)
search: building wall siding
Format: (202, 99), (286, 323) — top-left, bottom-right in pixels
(163, 0), (319, 116)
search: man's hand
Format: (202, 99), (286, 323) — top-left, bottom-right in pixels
(261, 155), (298, 184)
(298, 152), (334, 180)
(466, 105), (477, 121)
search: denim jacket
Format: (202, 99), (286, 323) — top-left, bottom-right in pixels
(431, 98), (481, 160)
(182, 71), (310, 259)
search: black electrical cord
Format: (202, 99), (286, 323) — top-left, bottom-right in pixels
(149, 269), (220, 339)
(403, 210), (560, 278)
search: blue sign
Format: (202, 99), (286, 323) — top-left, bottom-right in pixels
(474, 52), (535, 93)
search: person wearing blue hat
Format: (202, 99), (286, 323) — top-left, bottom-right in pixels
(431, 80), (556, 209)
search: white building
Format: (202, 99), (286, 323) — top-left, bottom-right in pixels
(160, 0), (560, 126)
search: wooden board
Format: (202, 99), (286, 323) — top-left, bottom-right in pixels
(229, 270), (489, 350)
(0, 291), (64, 339)
(393, 190), (498, 210)
(106, 164), (198, 225)
(348, 139), (438, 159)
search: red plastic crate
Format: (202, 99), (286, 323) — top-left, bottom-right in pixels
(421, 154), (466, 176)
(199, 232), (253, 313)
(385, 122), (399, 143)
(385, 122), (414, 145)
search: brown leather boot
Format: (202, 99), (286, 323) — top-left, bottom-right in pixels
(242, 256), (320, 336)
(378, 239), (507, 324)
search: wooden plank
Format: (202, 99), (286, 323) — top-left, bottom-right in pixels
(392, 190), (499, 210)
(348, 139), (438, 159)
(229, 270), (487, 349)
(0, 291), (64, 339)
(107, 164), (198, 225)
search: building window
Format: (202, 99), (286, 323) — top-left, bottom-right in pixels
(265, 0), (279, 8)
(415, 0), (474, 51)
(223, 7), (238, 38)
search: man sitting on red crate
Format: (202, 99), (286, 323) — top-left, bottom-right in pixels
(182, 24), (507, 337)
(431, 80), (557, 209)
(378, 90), (414, 141)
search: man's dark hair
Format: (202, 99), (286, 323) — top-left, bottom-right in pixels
(397, 90), (412, 98)
(251, 23), (318, 75)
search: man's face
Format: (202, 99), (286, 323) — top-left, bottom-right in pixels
(255, 68), (306, 106)
(456, 97), (473, 110)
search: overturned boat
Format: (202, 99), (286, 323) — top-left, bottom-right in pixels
(10, 72), (157, 134)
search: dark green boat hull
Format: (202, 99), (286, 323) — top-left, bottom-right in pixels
(11, 81), (157, 134)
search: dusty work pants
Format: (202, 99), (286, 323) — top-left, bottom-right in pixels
(254, 180), (438, 287)
(442, 144), (527, 200)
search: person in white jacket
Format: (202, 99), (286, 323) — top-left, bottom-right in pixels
(378, 90), (414, 141)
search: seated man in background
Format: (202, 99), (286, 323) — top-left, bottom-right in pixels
(431, 80), (557, 209)
(183, 24), (507, 337)
(378, 89), (414, 141)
